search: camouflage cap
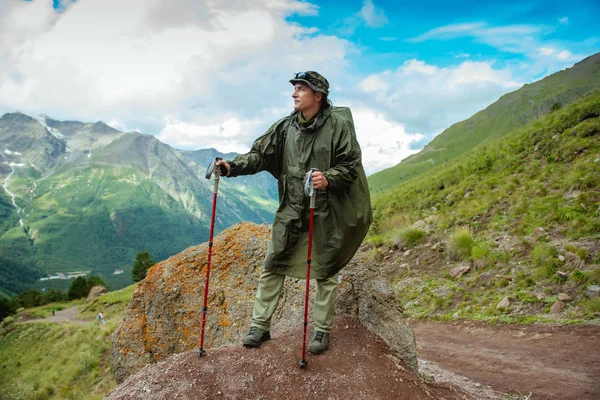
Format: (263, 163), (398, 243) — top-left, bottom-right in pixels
(290, 71), (329, 96)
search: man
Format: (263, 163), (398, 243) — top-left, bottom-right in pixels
(216, 71), (371, 355)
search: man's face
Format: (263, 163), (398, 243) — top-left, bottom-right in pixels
(292, 83), (320, 112)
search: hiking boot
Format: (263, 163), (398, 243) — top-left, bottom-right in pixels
(308, 331), (329, 355)
(242, 326), (271, 347)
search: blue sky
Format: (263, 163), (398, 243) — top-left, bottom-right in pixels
(1, 0), (599, 174)
(289, 0), (599, 78)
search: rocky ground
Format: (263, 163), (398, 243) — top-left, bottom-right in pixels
(107, 315), (470, 400)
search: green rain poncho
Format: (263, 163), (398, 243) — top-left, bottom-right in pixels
(228, 106), (372, 279)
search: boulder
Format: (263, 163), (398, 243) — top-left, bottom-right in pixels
(450, 263), (470, 279)
(111, 222), (417, 384)
(587, 285), (600, 298)
(497, 297), (511, 309)
(550, 300), (565, 314)
(87, 285), (108, 301)
(558, 293), (572, 301)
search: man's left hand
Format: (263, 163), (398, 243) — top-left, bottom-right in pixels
(311, 170), (329, 189)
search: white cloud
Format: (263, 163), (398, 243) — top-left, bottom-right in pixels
(0, 0), (350, 144)
(359, 75), (388, 93)
(360, 0), (388, 28)
(402, 60), (437, 75)
(409, 22), (542, 54)
(556, 50), (573, 60)
(408, 21), (588, 77)
(558, 17), (569, 25)
(351, 108), (423, 175)
(408, 23), (486, 42)
(352, 59), (522, 135)
(0, 1), (59, 50)
(539, 47), (555, 55)
(156, 115), (263, 153)
(537, 47), (581, 63)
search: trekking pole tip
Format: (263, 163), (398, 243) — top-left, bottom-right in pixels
(298, 359), (308, 369)
(198, 348), (207, 357)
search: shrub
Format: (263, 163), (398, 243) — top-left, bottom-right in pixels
(366, 235), (385, 248)
(532, 243), (557, 265)
(371, 248), (384, 262)
(516, 291), (539, 303)
(447, 227), (475, 261)
(582, 298), (600, 318)
(587, 268), (600, 285)
(577, 248), (588, 261)
(429, 297), (444, 312)
(496, 278), (510, 288)
(392, 227), (425, 249)
(471, 241), (490, 261)
(570, 269), (588, 285)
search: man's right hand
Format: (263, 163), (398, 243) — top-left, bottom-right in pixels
(216, 160), (231, 176)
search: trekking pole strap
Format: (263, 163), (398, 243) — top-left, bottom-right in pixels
(304, 168), (316, 208)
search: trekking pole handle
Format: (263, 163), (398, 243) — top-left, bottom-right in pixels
(304, 168), (316, 209)
(213, 163), (220, 193)
(205, 157), (223, 193)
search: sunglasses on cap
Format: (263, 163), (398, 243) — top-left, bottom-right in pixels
(293, 71), (319, 85)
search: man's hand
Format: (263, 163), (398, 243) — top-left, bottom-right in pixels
(215, 160), (230, 177)
(310, 170), (329, 189)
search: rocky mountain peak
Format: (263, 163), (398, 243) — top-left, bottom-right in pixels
(89, 120), (120, 134)
(0, 112), (37, 124)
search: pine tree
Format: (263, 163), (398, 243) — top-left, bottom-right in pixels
(132, 251), (156, 282)
(68, 276), (89, 300)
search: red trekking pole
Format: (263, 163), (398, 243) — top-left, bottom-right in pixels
(299, 168), (316, 369)
(198, 157), (223, 356)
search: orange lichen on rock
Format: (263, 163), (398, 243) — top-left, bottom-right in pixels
(112, 222), (271, 383)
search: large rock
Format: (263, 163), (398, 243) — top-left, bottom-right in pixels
(111, 222), (417, 383)
(87, 285), (108, 301)
(586, 285), (600, 298)
(550, 300), (566, 314)
(449, 263), (470, 279)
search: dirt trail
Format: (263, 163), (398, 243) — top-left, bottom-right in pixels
(412, 319), (600, 400)
(20, 306), (89, 325)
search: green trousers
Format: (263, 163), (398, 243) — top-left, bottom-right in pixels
(250, 270), (339, 333)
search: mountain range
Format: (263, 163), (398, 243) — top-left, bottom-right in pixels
(0, 114), (278, 295)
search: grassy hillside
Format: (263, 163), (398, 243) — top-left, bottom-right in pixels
(369, 52), (600, 193)
(0, 284), (136, 400)
(368, 90), (600, 322)
(0, 164), (209, 290)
